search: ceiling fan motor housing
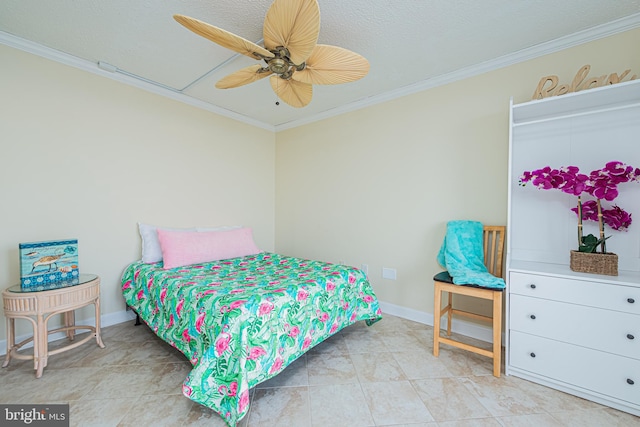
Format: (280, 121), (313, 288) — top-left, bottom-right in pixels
(267, 46), (303, 79)
(268, 58), (288, 74)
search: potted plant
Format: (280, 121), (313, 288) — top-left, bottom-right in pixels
(519, 161), (639, 276)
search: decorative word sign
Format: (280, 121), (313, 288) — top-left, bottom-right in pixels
(532, 64), (637, 100)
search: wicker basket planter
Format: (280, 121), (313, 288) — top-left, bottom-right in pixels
(569, 250), (618, 276)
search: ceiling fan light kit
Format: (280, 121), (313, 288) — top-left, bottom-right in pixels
(174, 0), (369, 108)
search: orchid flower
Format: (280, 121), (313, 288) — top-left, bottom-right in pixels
(521, 161), (638, 253)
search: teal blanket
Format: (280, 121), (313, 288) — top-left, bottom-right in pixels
(437, 220), (506, 289)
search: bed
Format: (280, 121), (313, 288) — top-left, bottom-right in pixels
(121, 229), (382, 427)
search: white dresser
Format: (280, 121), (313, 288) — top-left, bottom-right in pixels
(506, 80), (640, 416)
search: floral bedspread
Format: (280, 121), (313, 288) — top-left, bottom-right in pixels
(121, 252), (382, 426)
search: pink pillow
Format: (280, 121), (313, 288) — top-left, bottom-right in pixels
(157, 227), (260, 269)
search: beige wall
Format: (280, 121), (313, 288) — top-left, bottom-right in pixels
(275, 28), (640, 323)
(0, 45), (276, 341)
(1, 27), (639, 344)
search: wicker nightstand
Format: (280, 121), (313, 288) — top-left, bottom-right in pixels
(2, 274), (105, 378)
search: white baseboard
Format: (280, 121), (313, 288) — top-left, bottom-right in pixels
(0, 309), (136, 356)
(379, 300), (495, 343)
(101, 308), (138, 327)
(1, 302), (496, 357)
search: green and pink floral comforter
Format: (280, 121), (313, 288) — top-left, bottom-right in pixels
(121, 252), (382, 426)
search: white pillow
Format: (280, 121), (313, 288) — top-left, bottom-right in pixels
(138, 223), (242, 264)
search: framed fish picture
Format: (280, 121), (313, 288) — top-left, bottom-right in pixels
(19, 239), (79, 289)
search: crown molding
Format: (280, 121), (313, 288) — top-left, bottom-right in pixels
(0, 31), (276, 132)
(2, 11), (639, 133)
(275, 12), (640, 131)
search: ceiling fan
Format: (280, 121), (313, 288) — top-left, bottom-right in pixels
(174, 0), (370, 108)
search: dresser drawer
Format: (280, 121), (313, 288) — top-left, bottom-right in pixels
(509, 272), (640, 315)
(510, 331), (639, 405)
(510, 294), (639, 359)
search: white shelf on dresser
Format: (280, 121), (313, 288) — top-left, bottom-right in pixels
(506, 79), (640, 416)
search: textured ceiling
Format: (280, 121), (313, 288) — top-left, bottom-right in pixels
(1, 0), (640, 130)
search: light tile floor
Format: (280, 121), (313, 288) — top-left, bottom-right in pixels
(1, 314), (638, 426)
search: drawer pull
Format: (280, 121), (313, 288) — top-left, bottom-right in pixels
(627, 379), (635, 385)
(628, 334), (635, 340)
(628, 298), (636, 304)
(530, 314), (536, 320)
(529, 284), (536, 289)
(530, 352), (536, 358)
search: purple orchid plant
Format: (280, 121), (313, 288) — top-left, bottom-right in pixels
(519, 161), (640, 253)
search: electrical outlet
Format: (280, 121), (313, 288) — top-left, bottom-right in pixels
(382, 267), (397, 280)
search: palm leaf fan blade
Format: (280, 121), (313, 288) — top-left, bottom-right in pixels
(174, 14), (273, 60)
(263, 0), (320, 65)
(216, 65), (273, 89)
(270, 76), (312, 108)
(292, 44), (370, 85)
